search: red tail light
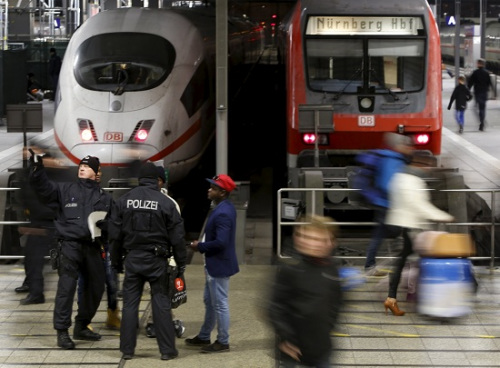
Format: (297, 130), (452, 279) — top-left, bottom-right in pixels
(302, 133), (329, 145)
(414, 134), (430, 145)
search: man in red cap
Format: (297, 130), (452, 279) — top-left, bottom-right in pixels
(186, 174), (239, 353)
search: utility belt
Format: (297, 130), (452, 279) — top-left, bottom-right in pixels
(152, 245), (171, 258)
(127, 245), (171, 258)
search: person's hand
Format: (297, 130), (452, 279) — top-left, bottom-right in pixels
(28, 148), (44, 170)
(189, 240), (199, 251)
(278, 341), (301, 362)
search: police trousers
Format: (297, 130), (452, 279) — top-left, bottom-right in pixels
(120, 249), (176, 356)
(53, 239), (105, 330)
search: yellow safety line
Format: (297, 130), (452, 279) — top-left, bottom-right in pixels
(344, 324), (420, 337)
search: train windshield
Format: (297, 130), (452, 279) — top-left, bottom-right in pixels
(74, 33), (176, 93)
(305, 16), (426, 94)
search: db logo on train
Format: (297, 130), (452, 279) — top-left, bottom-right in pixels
(104, 132), (123, 142)
(175, 277), (185, 291)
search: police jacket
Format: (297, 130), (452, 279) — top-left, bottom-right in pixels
(29, 165), (112, 241)
(109, 177), (186, 268)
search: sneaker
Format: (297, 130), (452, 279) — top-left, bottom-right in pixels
(365, 266), (388, 277)
(185, 335), (211, 346)
(201, 340), (230, 353)
(173, 320), (185, 338)
(73, 326), (102, 341)
(122, 353), (133, 360)
(459, 127), (463, 134)
(57, 329), (75, 350)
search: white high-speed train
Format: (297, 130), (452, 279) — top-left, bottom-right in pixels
(54, 7), (264, 183)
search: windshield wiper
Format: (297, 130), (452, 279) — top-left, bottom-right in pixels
(113, 69), (129, 96)
(369, 69), (399, 101)
(332, 67), (363, 100)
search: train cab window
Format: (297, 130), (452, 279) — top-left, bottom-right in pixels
(305, 38), (425, 94)
(306, 39), (363, 93)
(74, 33), (176, 93)
(368, 39), (425, 92)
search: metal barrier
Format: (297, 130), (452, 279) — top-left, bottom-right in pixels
(278, 187), (500, 271)
(0, 186), (132, 260)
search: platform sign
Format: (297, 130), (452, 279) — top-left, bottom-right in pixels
(6, 104), (43, 133)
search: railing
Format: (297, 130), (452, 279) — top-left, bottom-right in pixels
(0, 186), (132, 260)
(277, 187), (500, 271)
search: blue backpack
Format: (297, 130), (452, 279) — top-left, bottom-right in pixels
(352, 150), (384, 206)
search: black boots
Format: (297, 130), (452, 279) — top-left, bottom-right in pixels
(57, 329), (75, 350)
(73, 324), (102, 341)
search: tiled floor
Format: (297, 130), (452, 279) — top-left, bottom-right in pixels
(2, 258), (500, 368)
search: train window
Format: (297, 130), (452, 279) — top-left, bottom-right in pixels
(180, 60), (210, 118)
(368, 39), (424, 92)
(305, 38), (424, 93)
(74, 33), (176, 93)
(306, 39), (363, 93)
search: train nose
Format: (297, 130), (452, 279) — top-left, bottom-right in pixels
(71, 143), (159, 165)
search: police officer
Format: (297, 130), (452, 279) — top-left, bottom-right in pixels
(29, 153), (112, 350)
(109, 162), (186, 361)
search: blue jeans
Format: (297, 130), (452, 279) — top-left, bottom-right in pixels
(198, 268), (230, 345)
(455, 109), (465, 127)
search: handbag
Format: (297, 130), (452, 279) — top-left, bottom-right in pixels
(168, 259), (187, 308)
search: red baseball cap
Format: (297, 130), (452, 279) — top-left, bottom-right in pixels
(206, 174), (236, 192)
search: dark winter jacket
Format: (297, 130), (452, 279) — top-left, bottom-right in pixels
(468, 67), (492, 96)
(448, 84), (472, 111)
(29, 165), (112, 241)
(268, 255), (343, 366)
(109, 177), (186, 268)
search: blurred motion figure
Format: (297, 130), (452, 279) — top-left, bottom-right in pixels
(268, 214), (342, 367)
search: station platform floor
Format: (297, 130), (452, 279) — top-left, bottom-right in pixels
(1, 72), (500, 367)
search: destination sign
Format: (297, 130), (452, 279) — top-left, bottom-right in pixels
(306, 16), (424, 36)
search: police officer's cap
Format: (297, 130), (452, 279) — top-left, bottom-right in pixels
(139, 162), (158, 179)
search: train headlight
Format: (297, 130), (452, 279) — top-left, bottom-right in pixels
(135, 129), (148, 142)
(358, 96), (374, 112)
(81, 129), (93, 142)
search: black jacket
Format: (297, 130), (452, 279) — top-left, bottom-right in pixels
(268, 255), (343, 366)
(29, 165), (112, 241)
(468, 67), (492, 95)
(109, 177), (186, 268)
(448, 84), (472, 111)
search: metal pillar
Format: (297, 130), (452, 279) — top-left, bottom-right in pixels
(480, 0), (487, 59)
(215, 0), (228, 175)
(0, 0), (8, 50)
(454, 0), (461, 80)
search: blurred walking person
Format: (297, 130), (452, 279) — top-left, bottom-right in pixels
(268, 214), (342, 367)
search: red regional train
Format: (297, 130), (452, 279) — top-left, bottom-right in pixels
(279, 0), (442, 200)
